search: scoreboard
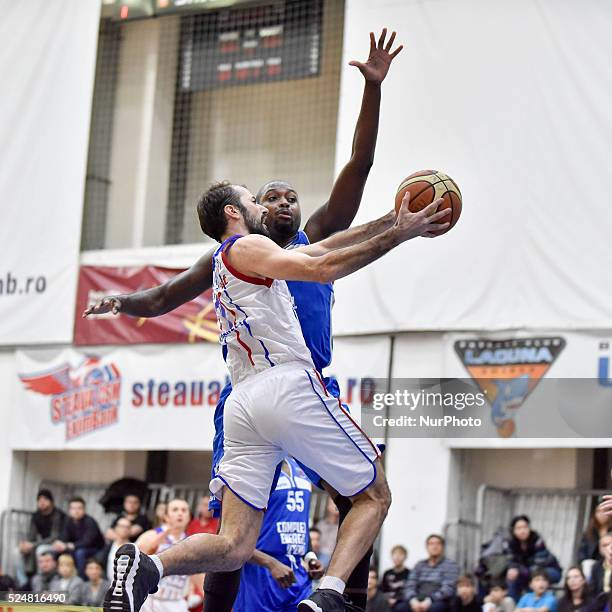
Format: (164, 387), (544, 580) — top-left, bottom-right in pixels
(180, 0), (323, 91)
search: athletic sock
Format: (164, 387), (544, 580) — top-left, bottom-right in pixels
(150, 554), (164, 579)
(203, 568), (242, 612)
(319, 575), (346, 595)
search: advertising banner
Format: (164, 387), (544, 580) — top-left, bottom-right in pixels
(14, 344), (227, 450)
(0, 0), (101, 344)
(75, 266), (217, 346)
(382, 331), (612, 440)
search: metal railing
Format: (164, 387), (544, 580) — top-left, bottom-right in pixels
(0, 508), (34, 581)
(445, 486), (609, 574)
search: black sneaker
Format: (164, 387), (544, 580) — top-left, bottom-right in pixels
(298, 589), (346, 612)
(343, 596), (366, 612)
(103, 543), (160, 612)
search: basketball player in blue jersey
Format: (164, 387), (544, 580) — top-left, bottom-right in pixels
(86, 28), (402, 612)
(233, 458), (322, 612)
(100, 182), (450, 612)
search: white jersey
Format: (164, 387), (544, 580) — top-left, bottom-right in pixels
(150, 529), (189, 601)
(212, 235), (314, 385)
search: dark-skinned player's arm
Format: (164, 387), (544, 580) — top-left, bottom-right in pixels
(248, 550), (296, 589)
(303, 28), (403, 243)
(230, 194), (450, 284)
(82, 247), (216, 318)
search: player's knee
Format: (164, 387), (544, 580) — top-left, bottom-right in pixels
(224, 536), (254, 570)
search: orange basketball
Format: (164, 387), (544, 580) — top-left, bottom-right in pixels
(395, 170), (462, 236)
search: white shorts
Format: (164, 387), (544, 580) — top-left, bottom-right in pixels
(209, 362), (381, 510)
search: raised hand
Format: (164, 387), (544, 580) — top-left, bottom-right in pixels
(599, 495), (612, 517)
(393, 191), (451, 241)
(82, 296), (122, 317)
(349, 28), (404, 85)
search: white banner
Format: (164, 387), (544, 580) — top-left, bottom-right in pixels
(0, 0), (100, 344)
(14, 344), (228, 450)
(333, 0), (612, 334)
(328, 335), (392, 417)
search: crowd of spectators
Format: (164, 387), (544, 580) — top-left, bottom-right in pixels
(369, 509), (612, 612)
(1, 489), (217, 607)
(2, 487), (611, 612)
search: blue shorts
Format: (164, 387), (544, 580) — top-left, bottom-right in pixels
(233, 558), (312, 612)
(209, 375), (343, 516)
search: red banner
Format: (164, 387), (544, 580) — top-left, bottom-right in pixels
(74, 266), (218, 346)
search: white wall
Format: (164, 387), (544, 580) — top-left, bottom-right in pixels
(105, 17), (179, 248)
(333, 0), (612, 334)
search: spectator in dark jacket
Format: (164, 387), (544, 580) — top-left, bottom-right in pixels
(504, 515), (562, 601)
(382, 545), (410, 608)
(18, 489), (66, 578)
(451, 574), (483, 612)
(0, 574), (17, 593)
(578, 506), (612, 564)
(52, 496), (104, 579)
(368, 568), (392, 612)
(395, 534), (460, 612)
(30, 551), (59, 593)
(590, 534), (612, 596)
(558, 566), (594, 612)
(105, 494), (151, 543)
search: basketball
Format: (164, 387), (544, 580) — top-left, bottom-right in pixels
(395, 170), (462, 236)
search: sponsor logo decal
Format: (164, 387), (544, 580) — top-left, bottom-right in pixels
(455, 337), (565, 437)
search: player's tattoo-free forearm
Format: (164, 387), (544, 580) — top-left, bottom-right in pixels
(316, 227), (400, 282)
(248, 549), (277, 569)
(350, 82), (381, 169)
(315, 211), (396, 252)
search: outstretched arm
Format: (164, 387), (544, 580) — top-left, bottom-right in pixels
(302, 209), (397, 255)
(230, 194), (450, 284)
(83, 247), (216, 318)
(304, 29), (403, 242)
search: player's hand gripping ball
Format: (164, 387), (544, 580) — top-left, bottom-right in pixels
(395, 170), (462, 236)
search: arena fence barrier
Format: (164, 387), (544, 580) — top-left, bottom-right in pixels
(445, 486), (609, 575)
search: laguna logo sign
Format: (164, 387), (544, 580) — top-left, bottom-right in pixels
(19, 356), (121, 440)
(455, 337), (565, 437)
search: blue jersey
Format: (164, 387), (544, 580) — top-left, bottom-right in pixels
(284, 230), (334, 373)
(234, 458), (313, 612)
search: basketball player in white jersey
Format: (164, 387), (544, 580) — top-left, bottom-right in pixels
(104, 183), (450, 612)
(136, 499), (203, 612)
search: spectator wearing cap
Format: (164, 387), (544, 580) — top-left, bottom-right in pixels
(30, 551), (59, 593)
(52, 496), (104, 579)
(17, 489), (66, 585)
(106, 494), (151, 543)
(396, 534), (460, 612)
